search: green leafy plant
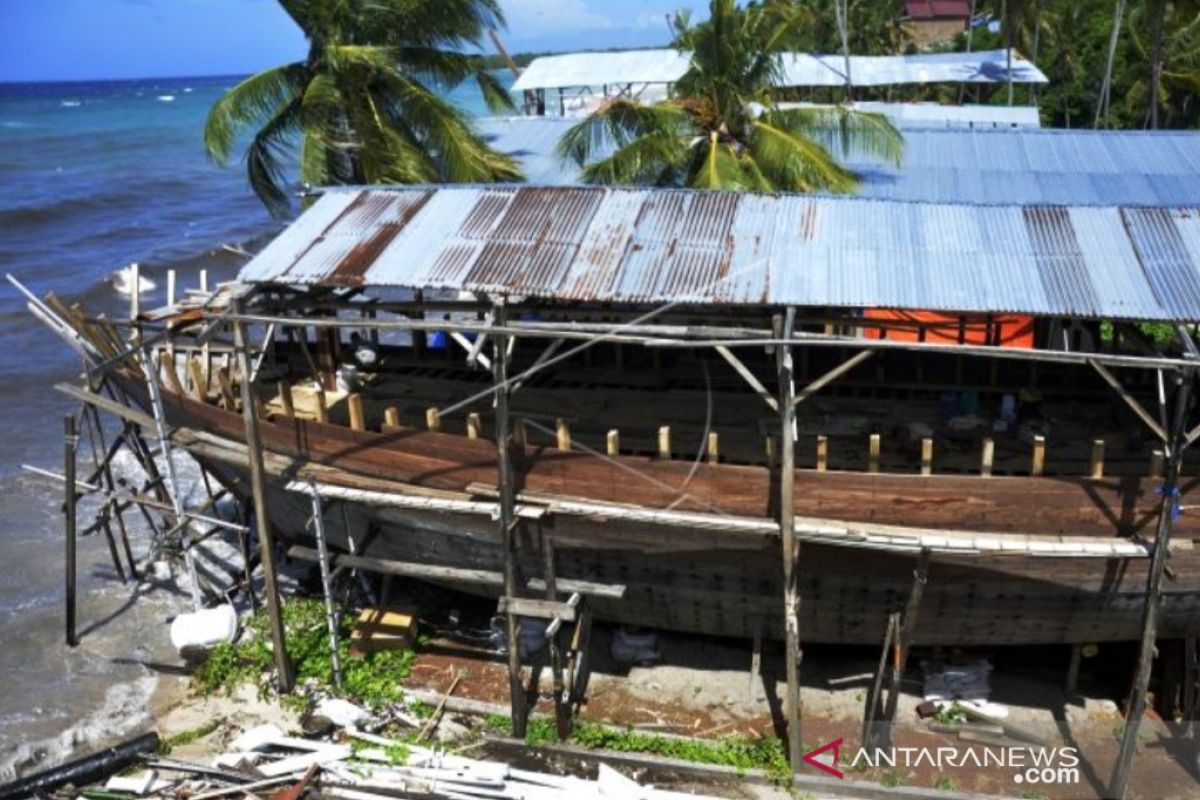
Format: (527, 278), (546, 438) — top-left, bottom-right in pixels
(935, 775), (961, 791)
(932, 702), (969, 724)
(881, 770), (907, 787)
(193, 599), (416, 709)
(157, 718), (225, 754)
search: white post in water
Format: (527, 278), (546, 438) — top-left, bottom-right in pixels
(167, 269), (176, 308)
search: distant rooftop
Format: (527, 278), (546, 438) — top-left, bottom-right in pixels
(904, 0), (972, 20)
(510, 48), (1046, 93)
(476, 118), (1200, 208)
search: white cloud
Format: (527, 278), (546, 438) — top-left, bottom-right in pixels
(502, 0), (616, 37)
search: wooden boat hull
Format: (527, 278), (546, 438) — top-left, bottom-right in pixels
(141, 381), (1200, 647)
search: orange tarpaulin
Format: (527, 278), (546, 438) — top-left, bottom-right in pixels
(864, 310), (1035, 349)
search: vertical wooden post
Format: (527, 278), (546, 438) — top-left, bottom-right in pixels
(869, 433), (880, 473)
(231, 300), (293, 692)
(981, 437), (995, 478)
(606, 429), (619, 456)
(64, 415), (78, 648)
(920, 438), (933, 476)
(199, 268), (208, 294)
(1150, 450), (1164, 479)
(1065, 643), (1083, 694)
(514, 418), (527, 447)
(776, 309), (803, 774)
(278, 382), (295, 417)
(128, 263), (140, 345)
(1032, 435), (1046, 476)
(347, 394), (365, 431)
(556, 418), (571, 452)
(315, 388), (328, 424)
(160, 350), (184, 396)
(425, 407), (440, 431)
(384, 406), (400, 428)
(1090, 439), (1106, 480)
(881, 548), (932, 742)
(1109, 368), (1194, 799)
(467, 412), (482, 439)
(816, 435), (828, 473)
(657, 426), (671, 460)
(492, 301), (528, 737)
(166, 269), (177, 307)
(707, 432), (719, 465)
(187, 357), (206, 402)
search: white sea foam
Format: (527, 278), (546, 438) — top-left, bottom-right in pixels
(0, 675), (158, 782)
(60, 100), (82, 108)
(109, 264), (156, 295)
(156, 95), (176, 103)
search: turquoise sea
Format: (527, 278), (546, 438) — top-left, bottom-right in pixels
(0, 72), (498, 775)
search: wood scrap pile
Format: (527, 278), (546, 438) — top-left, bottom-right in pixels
(14, 723), (729, 800)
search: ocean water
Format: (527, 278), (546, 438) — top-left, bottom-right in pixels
(0, 73), (498, 775)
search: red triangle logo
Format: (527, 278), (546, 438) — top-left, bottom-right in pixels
(802, 737), (844, 779)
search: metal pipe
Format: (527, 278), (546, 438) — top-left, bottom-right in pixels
(64, 415), (78, 648)
(308, 479), (342, 689)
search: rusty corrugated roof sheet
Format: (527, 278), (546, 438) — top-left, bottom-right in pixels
(239, 186), (1200, 322)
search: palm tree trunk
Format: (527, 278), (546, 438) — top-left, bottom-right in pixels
(836, 0), (852, 102)
(1031, 0), (1042, 104)
(1095, 0), (1127, 127)
(1003, 0), (1013, 106)
(959, 0), (978, 104)
(1148, 0), (1167, 129)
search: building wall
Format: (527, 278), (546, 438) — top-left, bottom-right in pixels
(903, 19), (968, 47)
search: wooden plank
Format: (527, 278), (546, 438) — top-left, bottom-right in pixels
(1090, 440), (1105, 480)
(54, 383), (159, 431)
(776, 309), (802, 772)
(216, 367), (237, 411)
(707, 432), (719, 465)
(1032, 435), (1046, 476)
(816, 435), (828, 473)
(921, 438), (933, 477)
(498, 596), (577, 622)
(467, 412), (482, 440)
(657, 426), (671, 460)
(186, 357), (207, 402)
(348, 393), (365, 431)
(556, 418), (571, 452)
(514, 418), (527, 446)
(981, 437), (994, 478)
(159, 351), (184, 396)
(606, 429), (619, 457)
(425, 406), (440, 432)
(869, 433), (880, 474)
(314, 388), (328, 424)
(1151, 450), (1164, 479)
(384, 406), (400, 428)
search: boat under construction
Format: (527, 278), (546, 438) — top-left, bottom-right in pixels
(33, 180), (1200, 655)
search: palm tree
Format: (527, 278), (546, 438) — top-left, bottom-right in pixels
(555, 0), (903, 193)
(204, 0), (521, 215)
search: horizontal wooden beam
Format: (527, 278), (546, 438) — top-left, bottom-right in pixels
(498, 596), (577, 622)
(54, 383), (160, 431)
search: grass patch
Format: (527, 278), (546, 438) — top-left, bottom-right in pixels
(881, 770), (907, 787)
(193, 598), (416, 709)
(934, 775), (960, 791)
(157, 718), (224, 754)
(484, 716), (790, 782)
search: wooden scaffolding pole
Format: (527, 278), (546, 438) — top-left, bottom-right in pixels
(493, 300), (528, 737)
(231, 299), (294, 692)
(776, 308), (802, 771)
(1109, 366), (1195, 799)
(64, 414), (78, 648)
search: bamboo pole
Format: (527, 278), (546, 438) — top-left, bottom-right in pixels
(1090, 440), (1106, 479)
(816, 435), (827, 473)
(869, 433), (880, 473)
(231, 300), (293, 692)
(556, 418), (571, 452)
(1032, 435), (1046, 476)
(920, 438), (933, 476)
(606, 429), (619, 456)
(707, 432), (719, 465)
(657, 426), (671, 460)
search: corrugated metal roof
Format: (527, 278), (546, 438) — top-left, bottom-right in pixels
(239, 185), (1200, 321)
(510, 48), (1046, 92)
(782, 101), (1042, 129)
(476, 119), (1200, 207)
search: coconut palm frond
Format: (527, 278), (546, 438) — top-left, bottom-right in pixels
(556, 100), (689, 167)
(204, 63), (307, 164)
(748, 117), (858, 194)
(579, 131), (688, 186)
(689, 132), (756, 190)
(767, 107), (903, 167)
(246, 98), (303, 217)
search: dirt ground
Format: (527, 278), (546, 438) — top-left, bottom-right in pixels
(403, 624), (1200, 800)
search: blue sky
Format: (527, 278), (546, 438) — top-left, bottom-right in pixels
(0, 0), (709, 82)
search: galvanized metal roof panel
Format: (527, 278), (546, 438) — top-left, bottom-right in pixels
(240, 186), (1200, 322)
(510, 49), (1047, 92)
